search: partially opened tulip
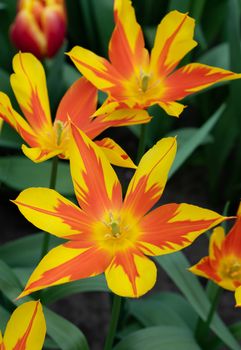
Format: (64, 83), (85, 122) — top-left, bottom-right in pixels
(68, 0), (241, 117)
(190, 203), (241, 307)
(14, 126), (228, 298)
(0, 301), (46, 350)
(10, 0), (67, 58)
(0, 52), (150, 167)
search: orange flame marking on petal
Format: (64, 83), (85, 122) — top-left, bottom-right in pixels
(24, 246), (111, 294)
(17, 53), (50, 132)
(156, 14), (189, 75)
(110, 248), (143, 296)
(12, 301), (39, 350)
(71, 127), (122, 217)
(164, 65), (234, 101)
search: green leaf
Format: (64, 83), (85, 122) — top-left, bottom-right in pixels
(169, 104), (225, 177)
(167, 127), (213, 148)
(0, 156), (74, 195)
(128, 299), (190, 329)
(114, 326), (201, 350)
(168, 0), (192, 12)
(230, 322), (241, 341)
(0, 305), (10, 332)
(0, 123), (23, 149)
(0, 260), (89, 350)
(206, 0), (241, 196)
(63, 63), (81, 88)
(45, 42), (67, 112)
(0, 260), (23, 300)
(199, 43), (230, 70)
(155, 253), (241, 350)
(149, 292), (198, 331)
(41, 275), (109, 304)
(0, 233), (62, 267)
(44, 308), (89, 350)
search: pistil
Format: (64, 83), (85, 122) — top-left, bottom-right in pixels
(141, 74), (149, 93)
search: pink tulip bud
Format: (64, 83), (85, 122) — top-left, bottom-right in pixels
(10, 0), (67, 58)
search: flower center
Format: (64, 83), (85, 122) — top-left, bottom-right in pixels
(104, 213), (122, 239)
(221, 259), (241, 280)
(141, 74), (150, 93)
(54, 120), (65, 146)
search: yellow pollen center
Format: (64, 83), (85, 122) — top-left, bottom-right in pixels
(221, 260), (241, 280)
(110, 222), (121, 238)
(141, 74), (149, 93)
(54, 120), (64, 146)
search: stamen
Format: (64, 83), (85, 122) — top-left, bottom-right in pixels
(55, 121), (64, 145)
(110, 222), (121, 238)
(141, 74), (149, 93)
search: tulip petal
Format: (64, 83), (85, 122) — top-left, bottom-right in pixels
(3, 301), (46, 350)
(164, 63), (241, 101)
(223, 217), (241, 257)
(209, 226), (225, 259)
(56, 77), (97, 127)
(109, 0), (148, 78)
(189, 257), (221, 282)
(10, 11), (45, 58)
(150, 11), (197, 77)
(13, 187), (95, 240)
(67, 46), (123, 94)
(69, 125), (122, 218)
(138, 203), (226, 256)
(235, 286), (241, 307)
(0, 92), (38, 147)
(123, 137), (176, 219)
(10, 52), (52, 134)
(158, 101), (186, 118)
(19, 243), (111, 297)
(87, 106), (151, 139)
(105, 248), (157, 297)
(43, 6), (66, 57)
(22, 144), (60, 163)
(95, 137), (136, 169)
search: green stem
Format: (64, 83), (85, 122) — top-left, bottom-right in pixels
(195, 283), (221, 345)
(136, 124), (147, 163)
(40, 157), (59, 259)
(104, 295), (122, 350)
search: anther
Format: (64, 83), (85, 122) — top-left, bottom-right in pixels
(141, 74), (149, 93)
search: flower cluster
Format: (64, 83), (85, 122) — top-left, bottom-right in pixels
(0, 0), (240, 346)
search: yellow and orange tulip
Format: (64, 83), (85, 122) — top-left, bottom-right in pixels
(10, 0), (67, 58)
(0, 301), (46, 350)
(190, 203), (241, 306)
(68, 0), (241, 117)
(13, 126), (228, 298)
(0, 52), (150, 167)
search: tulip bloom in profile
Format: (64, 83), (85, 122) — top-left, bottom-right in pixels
(0, 52), (150, 166)
(190, 203), (241, 307)
(10, 0), (67, 58)
(14, 126), (228, 298)
(68, 0), (241, 117)
(0, 301), (46, 350)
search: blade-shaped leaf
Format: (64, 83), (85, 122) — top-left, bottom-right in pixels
(0, 233), (62, 267)
(41, 275), (108, 304)
(0, 156), (74, 195)
(128, 299), (190, 329)
(145, 292), (198, 331)
(169, 104), (225, 177)
(0, 260), (89, 350)
(114, 326), (201, 350)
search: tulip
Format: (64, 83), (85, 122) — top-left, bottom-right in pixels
(10, 0), (67, 58)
